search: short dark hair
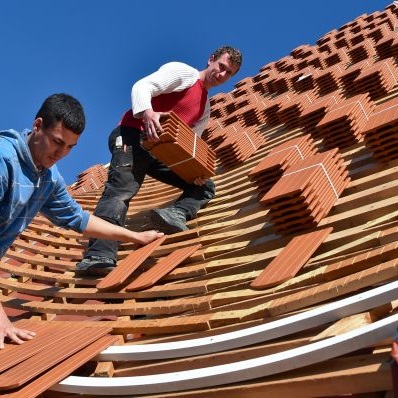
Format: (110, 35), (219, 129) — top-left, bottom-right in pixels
(211, 46), (242, 74)
(35, 93), (86, 135)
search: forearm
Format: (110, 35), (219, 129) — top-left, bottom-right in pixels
(82, 215), (143, 243)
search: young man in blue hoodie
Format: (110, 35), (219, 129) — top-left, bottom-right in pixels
(0, 93), (163, 348)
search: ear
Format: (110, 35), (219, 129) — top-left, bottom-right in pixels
(208, 55), (215, 66)
(32, 118), (43, 133)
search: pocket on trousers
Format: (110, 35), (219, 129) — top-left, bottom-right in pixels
(111, 148), (133, 169)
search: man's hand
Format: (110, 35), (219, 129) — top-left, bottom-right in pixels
(193, 176), (207, 186)
(0, 307), (36, 349)
(142, 109), (169, 141)
(134, 230), (165, 245)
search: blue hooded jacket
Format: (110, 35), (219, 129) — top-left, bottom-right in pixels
(0, 129), (90, 258)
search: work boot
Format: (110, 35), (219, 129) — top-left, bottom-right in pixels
(75, 256), (116, 276)
(149, 207), (188, 234)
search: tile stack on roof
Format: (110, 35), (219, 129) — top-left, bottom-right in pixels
(351, 57), (398, 100)
(375, 31), (398, 60)
(299, 92), (343, 138)
(277, 91), (318, 129)
(315, 92), (376, 149)
(347, 38), (377, 64)
(213, 125), (266, 168)
(67, 164), (108, 195)
(338, 59), (374, 93)
(313, 64), (345, 96)
(141, 112), (216, 183)
(260, 148), (350, 234)
(248, 134), (317, 194)
(362, 96), (398, 162)
(204, 123), (241, 151)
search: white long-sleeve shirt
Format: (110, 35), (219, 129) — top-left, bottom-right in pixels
(131, 62), (210, 136)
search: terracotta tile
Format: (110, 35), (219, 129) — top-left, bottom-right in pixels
(251, 227), (333, 289)
(126, 244), (202, 291)
(96, 236), (167, 291)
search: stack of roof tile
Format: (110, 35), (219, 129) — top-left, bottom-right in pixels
(204, 123), (241, 151)
(313, 64), (345, 96)
(320, 49), (350, 69)
(214, 126), (266, 168)
(351, 58), (398, 100)
(299, 92), (343, 139)
(261, 95), (285, 127)
(338, 59), (373, 93)
(260, 149), (350, 234)
(362, 96), (398, 162)
(68, 164), (108, 195)
(315, 93), (376, 149)
(347, 38), (377, 64)
(248, 134), (317, 194)
(141, 112), (216, 183)
(277, 91), (317, 129)
(290, 68), (319, 93)
(375, 31), (398, 59)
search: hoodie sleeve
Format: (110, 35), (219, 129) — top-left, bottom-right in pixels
(40, 170), (90, 233)
(0, 156), (9, 203)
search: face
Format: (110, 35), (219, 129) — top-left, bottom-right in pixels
(203, 52), (240, 89)
(29, 118), (79, 169)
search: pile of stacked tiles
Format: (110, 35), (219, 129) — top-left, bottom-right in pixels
(248, 134), (318, 194)
(375, 31), (398, 59)
(351, 57), (398, 100)
(313, 64), (345, 96)
(204, 124), (241, 150)
(68, 164), (109, 195)
(315, 92), (376, 150)
(141, 112), (216, 183)
(260, 148), (350, 234)
(362, 96), (398, 162)
(212, 125), (266, 168)
(276, 91), (317, 129)
(299, 92), (343, 139)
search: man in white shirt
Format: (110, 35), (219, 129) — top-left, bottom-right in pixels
(76, 46), (242, 276)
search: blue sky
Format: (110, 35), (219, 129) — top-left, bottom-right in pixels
(0, 1), (391, 184)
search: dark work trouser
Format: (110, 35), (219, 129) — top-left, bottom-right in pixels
(84, 125), (215, 261)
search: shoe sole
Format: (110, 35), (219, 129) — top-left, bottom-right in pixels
(75, 262), (115, 277)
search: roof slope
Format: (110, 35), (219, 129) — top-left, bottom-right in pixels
(2, 3), (398, 396)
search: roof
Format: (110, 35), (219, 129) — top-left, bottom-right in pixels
(2, 2), (398, 396)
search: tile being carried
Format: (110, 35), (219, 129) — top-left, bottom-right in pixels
(141, 112), (216, 183)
